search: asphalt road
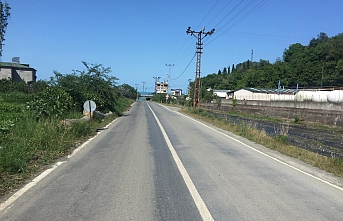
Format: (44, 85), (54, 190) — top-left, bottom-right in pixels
(1, 101), (343, 220)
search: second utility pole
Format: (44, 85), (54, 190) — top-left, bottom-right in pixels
(186, 26), (214, 107)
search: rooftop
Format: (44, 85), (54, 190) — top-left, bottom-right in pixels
(0, 62), (36, 70)
(242, 87), (297, 94)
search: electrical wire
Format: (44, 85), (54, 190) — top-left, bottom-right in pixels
(205, 0), (269, 46)
(212, 0), (244, 29)
(205, 0), (234, 28)
(171, 52), (196, 81)
(195, 0), (220, 30)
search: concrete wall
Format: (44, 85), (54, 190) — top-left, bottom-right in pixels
(15, 69), (35, 83)
(0, 68), (11, 79)
(0, 67), (36, 83)
(202, 99), (343, 128)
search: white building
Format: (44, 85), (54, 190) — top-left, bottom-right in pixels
(171, 88), (182, 96)
(233, 88), (296, 101)
(155, 81), (168, 94)
(213, 90), (232, 99)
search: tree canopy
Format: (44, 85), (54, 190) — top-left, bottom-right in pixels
(0, 1), (10, 58)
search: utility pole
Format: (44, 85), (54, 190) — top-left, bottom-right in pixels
(135, 84), (139, 100)
(153, 77), (158, 95)
(165, 64), (174, 90)
(186, 26), (215, 107)
(188, 79), (192, 95)
(142, 81), (146, 95)
(251, 49), (253, 69)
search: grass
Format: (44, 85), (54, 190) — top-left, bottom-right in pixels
(0, 94), (132, 199)
(180, 107), (343, 179)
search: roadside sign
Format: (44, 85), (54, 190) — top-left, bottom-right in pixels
(83, 100), (96, 112)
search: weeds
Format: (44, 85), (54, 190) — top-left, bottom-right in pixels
(0, 92), (131, 198)
(294, 115), (300, 123)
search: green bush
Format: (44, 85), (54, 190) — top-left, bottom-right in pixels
(27, 87), (75, 119)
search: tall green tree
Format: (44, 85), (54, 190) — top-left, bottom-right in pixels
(0, 1), (10, 58)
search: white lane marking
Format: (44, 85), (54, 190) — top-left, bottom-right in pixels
(160, 105), (343, 192)
(0, 117), (119, 213)
(147, 103), (214, 221)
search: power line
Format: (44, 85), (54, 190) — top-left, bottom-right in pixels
(205, 0), (234, 28)
(171, 53), (196, 81)
(205, 0), (269, 46)
(212, 0), (244, 29)
(195, 0), (220, 30)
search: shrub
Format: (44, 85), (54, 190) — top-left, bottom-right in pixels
(27, 87), (75, 119)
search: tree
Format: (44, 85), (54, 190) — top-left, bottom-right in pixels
(0, 1), (11, 58)
(116, 83), (137, 100)
(232, 64), (235, 72)
(50, 62), (119, 112)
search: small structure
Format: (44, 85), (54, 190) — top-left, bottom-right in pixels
(171, 88), (182, 96)
(0, 62), (37, 83)
(213, 89), (232, 99)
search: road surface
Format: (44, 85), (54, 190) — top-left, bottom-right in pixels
(1, 101), (343, 220)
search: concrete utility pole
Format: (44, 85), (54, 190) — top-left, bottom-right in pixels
(165, 64), (174, 86)
(153, 77), (158, 95)
(142, 81), (146, 94)
(135, 84), (139, 100)
(186, 26), (214, 107)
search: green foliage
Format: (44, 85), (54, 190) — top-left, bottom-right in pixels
(27, 87), (75, 119)
(0, 61), (135, 197)
(151, 93), (167, 103)
(274, 135), (289, 144)
(0, 78), (29, 93)
(116, 84), (137, 100)
(49, 62), (119, 112)
(294, 115), (300, 124)
(0, 0), (10, 58)
(232, 97), (238, 108)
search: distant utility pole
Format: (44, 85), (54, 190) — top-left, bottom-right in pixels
(142, 81), (146, 94)
(153, 77), (158, 95)
(186, 26), (215, 107)
(251, 49), (254, 69)
(135, 84), (139, 100)
(165, 64), (174, 83)
(188, 79), (192, 95)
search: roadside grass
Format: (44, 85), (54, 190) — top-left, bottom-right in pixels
(181, 107), (343, 179)
(0, 94), (132, 200)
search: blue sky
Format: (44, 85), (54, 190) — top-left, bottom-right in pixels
(2, 0), (343, 93)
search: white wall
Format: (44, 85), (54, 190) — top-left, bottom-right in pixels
(0, 68), (12, 80)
